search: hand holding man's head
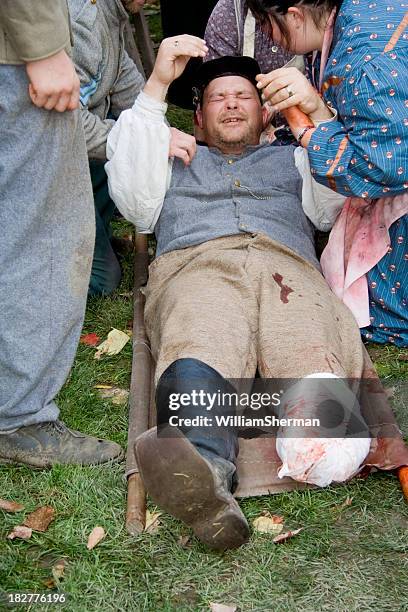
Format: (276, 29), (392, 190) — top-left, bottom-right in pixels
(144, 36), (208, 102)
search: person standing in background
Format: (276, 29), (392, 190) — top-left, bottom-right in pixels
(68, 0), (146, 296)
(0, 0), (123, 466)
(246, 0), (408, 346)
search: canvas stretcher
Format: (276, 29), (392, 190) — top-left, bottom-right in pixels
(125, 235), (408, 535)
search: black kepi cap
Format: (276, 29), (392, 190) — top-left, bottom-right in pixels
(192, 56), (261, 106)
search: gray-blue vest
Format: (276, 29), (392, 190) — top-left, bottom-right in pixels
(155, 143), (319, 268)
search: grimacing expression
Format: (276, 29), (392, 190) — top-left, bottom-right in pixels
(197, 76), (265, 153)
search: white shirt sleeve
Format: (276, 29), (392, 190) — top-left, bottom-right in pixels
(295, 108), (346, 231)
(105, 91), (173, 233)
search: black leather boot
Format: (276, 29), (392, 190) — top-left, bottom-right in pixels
(135, 358), (249, 550)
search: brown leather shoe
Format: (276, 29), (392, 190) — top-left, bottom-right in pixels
(135, 426), (249, 550)
(0, 420), (124, 468)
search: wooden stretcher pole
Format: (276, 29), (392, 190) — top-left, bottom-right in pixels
(126, 234), (152, 535)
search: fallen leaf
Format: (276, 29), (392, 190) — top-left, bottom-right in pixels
(398, 354), (408, 362)
(253, 512), (284, 534)
(273, 527), (303, 544)
(97, 386), (129, 406)
(0, 498), (24, 513)
(7, 525), (32, 540)
(331, 496), (353, 512)
(145, 510), (162, 534)
(43, 578), (57, 589)
(177, 535), (190, 547)
(94, 329), (130, 360)
(52, 559), (66, 582)
(209, 604), (237, 612)
(87, 526), (106, 550)
(80, 333), (101, 347)
(118, 291), (133, 299)
(24, 506), (55, 532)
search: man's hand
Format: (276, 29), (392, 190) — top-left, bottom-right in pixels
(144, 35), (208, 102)
(26, 49), (80, 112)
(256, 67), (331, 121)
(169, 128), (197, 166)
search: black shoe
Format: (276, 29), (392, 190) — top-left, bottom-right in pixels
(135, 426), (249, 550)
(0, 420), (124, 468)
(110, 236), (134, 258)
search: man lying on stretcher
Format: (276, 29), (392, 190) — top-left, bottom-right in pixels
(106, 35), (384, 550)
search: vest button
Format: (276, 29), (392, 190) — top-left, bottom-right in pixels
(228, 159), (234, 164)
(234, 179), (241, 187)
(271, 46), (278, 53)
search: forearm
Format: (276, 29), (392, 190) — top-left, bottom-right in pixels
(306, 119), (407, 198)
(143, 74), (170, 104)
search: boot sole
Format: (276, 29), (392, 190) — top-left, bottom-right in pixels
(0, 451), (124, 469)
(135, 427), (249, 550)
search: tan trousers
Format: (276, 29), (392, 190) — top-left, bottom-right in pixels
(144, 234), (365, 383)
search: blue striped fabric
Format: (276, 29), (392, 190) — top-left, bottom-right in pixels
(79, 72), (101, 106)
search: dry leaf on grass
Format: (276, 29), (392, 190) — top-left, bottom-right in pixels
(97, 386), (129, 406)
(177, 535), (190, 547)
(44, 559), (67, 588)
(209, 603), (237, 612)
(273, 527), (303, 544)
(145, 510), (162, 534)
(24, 506), (55, 532)
(7, 525), (32, 540)
(253, 512), (284, 534)
(398, 354), (408, 362)
(94, 329), (130, 359)
(80, 333), (101, 347)
(0, 498), (24, 513)
(87, 526), (106, 550)
(52, 559), (66, 582)
(340, 496), (353, 509)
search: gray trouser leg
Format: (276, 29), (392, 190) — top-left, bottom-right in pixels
(0, 66), (95, 431)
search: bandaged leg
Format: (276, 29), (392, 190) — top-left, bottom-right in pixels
(276, 374), (371, 487)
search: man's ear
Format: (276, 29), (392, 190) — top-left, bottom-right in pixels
(261, 104), (271, 129)
(195, 106), (203, 129)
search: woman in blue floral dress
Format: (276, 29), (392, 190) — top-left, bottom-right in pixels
(246, 0), (408, 346)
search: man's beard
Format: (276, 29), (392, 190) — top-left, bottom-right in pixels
(211, 124), (259, 151)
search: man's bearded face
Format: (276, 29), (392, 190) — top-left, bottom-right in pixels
(200, 76), (264, 152)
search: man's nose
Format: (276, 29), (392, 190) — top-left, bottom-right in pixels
(225, 96), (239, 109)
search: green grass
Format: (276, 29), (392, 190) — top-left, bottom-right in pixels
(1, 11), (408, 612)
(1, 233), (408, 612)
